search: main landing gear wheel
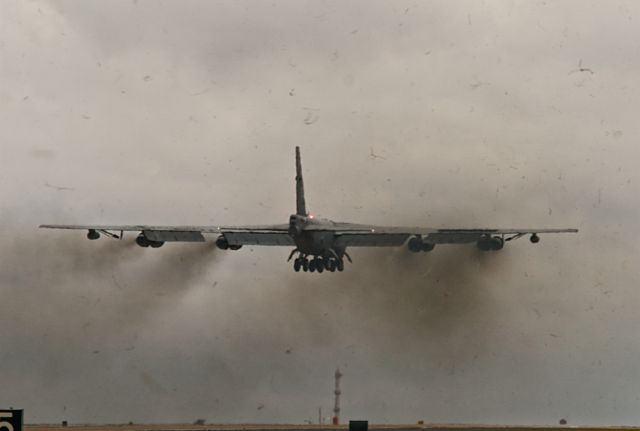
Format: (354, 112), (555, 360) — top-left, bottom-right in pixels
(291, 253), (345, 273)
(328, 259), (337, 272)
(315, 258), (324, 273)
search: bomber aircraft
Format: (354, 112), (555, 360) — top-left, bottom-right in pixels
(41, 147), (577, 273)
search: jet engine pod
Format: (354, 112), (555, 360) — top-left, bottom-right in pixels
(530, 233), (540, 243)
(149, 240), (165, 248)
(87, 229), (100, 240)
(215, 235), (230, 250)
(421, 242), (435, 252)
(490, 236), (504, 250)
(477, 237), (493, 251)
(136, 234), (150, 248)
(408, 236), (423, 253)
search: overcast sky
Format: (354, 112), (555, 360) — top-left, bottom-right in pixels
(2, 0), (640, 426)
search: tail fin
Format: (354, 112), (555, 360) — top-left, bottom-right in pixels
(295, 146), (307, 216)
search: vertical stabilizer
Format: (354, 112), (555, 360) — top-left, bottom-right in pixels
(295, 146), (307, 216)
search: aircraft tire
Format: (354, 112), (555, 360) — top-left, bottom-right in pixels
(293, 259), (301, 272)
(328, 260), (337, 272)
(337, 260), (344, 272)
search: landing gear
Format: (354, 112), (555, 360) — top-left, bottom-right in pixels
(290, 251), (346, 273)
(327, 259), (337, 272)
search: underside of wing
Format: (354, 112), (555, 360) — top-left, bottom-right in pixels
(221, 230), (295, 246)
(334, 233), (411, 247)
(40, 223), (293, 245)
(426, 228), (579, 244)
(331, 224), (578, 247)
(328, 223), (431, 248)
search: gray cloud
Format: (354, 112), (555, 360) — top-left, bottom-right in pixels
(1, 0), (640, 426)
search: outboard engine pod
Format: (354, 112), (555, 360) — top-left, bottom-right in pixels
(87, 229), (100, 240)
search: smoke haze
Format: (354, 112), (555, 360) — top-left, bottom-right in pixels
(1, 0), (640, 426)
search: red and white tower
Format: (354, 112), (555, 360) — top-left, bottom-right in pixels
(332, 368), (343, 425)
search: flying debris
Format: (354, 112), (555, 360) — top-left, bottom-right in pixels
(41, 147), (578, 273)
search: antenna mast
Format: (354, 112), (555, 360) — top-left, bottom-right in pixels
(332, 368), (343, 425)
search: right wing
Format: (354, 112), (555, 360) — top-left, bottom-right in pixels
(323, 224), (578, 248)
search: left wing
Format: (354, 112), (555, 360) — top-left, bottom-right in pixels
(39, 224), (294, 246)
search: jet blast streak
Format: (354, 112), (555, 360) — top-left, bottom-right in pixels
(41, 147), (578, 273)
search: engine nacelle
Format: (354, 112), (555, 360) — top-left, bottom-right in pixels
(478, 236), (504, 251)
(408, 236), (423, 253)
(149, 240), (164, 248)
(477, 237), (493, 251)
(530, 233), (540, 243)
(215, 235), (230, 250)
(491, 236), (504, 250)
(229, 244), (243, 250)
(408, 236), (435, 252)
(421, 242), (435, 252)
(136, 234), (150, 247)
(87, 229), (100, 240)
